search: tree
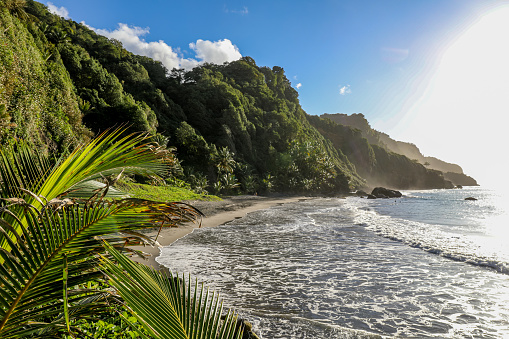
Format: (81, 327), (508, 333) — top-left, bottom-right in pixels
(213, 146), (236, 174)
(218, 172), (240, 194)
(0, 130), (243, 338)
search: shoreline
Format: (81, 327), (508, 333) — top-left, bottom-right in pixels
(130, 195), (308, 270)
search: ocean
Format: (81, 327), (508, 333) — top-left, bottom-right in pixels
(157, 187), (509, 338)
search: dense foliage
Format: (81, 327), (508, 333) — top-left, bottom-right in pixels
(0, 0), (471, 192)
(0, 2), (91, 152)
(0, 130), (244, 338)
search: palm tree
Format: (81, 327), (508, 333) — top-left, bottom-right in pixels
(0, 129), (243, 338)
(212, 147), (236, 174)
(219, 173), (240, 194)
(101, 243), (244, 339)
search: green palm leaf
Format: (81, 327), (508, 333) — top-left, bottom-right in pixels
(37, 129), (168, 203)
(0, 195), (200, 337)
(0, 131), (249, 339)
(0, 128), (169, 254)
(0, 139), (50, 200)
(0, 131), (204, 337)
(101, 242), (243, 339)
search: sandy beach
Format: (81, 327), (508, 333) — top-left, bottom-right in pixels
(130, 195), (307, 270)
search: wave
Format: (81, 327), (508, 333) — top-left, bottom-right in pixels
(345, 198), (509, 275)
(158, 197), (509, 338)
(245, 311), (384, 339)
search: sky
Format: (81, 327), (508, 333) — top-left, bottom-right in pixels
(45, 0), (509, 189)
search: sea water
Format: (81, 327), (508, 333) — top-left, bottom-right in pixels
(157, 187), (509, 338)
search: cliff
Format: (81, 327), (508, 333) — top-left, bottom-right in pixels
(307, 115), (455, 190)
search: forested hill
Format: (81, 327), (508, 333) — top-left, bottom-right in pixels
(321, 113), (462, 173)
(0, 1), (474, 194)
(320, 113), (478, 186)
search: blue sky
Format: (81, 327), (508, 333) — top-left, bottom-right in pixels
(46, 0), (509, 187)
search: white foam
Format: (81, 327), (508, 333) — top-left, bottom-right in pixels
(157, 198), (509, 338)
(344, 197), (509, 274)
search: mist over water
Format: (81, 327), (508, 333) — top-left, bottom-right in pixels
(158, 188), (509, 338)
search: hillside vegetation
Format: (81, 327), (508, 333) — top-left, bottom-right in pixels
(320, 113), (478, 187)
(0, 0), (476, 193)
(0, 1), (91, 152)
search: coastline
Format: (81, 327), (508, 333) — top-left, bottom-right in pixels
(130, 195), (308, 270)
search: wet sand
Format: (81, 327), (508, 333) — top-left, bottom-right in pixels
(130, 195), (307, 270)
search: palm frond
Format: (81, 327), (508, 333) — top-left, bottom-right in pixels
(0, 193), (201, 337)
(101, 242), (244, 339)
(0, 128), (168, 254)
(37, 128), (169, 205)
(0, 139), (51, 200)
(0, 130), (240, 338)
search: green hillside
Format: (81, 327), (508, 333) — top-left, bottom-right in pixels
(0, 1), (91, 152)
(0, 0), (467, 193)
(320, 113), (478, 187)
(307, 115), (456, 189)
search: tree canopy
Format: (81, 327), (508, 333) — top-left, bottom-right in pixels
(0, 0), (460, 192)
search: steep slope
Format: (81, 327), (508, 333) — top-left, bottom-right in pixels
(0, 3), (91, 152)
(2, 2), (363, 193)
(1, 1), (474, 193)
(160, 59), (364, 193)
(321, 113), (461, 172)
(307, 115), (455, 189)
(321, 113), (478, 186)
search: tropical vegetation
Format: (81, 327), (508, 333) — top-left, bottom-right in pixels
(0, 0), (468, 193)
(0, 129), (245, 338)
(0, 1), (477, 337)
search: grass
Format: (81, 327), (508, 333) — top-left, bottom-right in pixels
(118, 182), (222, 202)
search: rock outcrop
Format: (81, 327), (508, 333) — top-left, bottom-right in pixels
(371, 187), (403, 198)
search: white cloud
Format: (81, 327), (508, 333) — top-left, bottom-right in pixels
(80, 21), (92, 29)
(296, 83), (302, 89)
(224, 6), (249, 15)
(190, 39), (242, 64)
(89, 23), (242, 71)
(46, 2), (69, 19)
(92, 24), (186, 70)
(339, 84), (351, 95)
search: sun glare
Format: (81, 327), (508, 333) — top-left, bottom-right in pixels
(397, 5), (509, 189)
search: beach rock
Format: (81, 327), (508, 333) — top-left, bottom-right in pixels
(356, 190), (368, 197)
(367, 194), (377, 199)
(465, 197), (477, 201)
(371, 187), (402, 198)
